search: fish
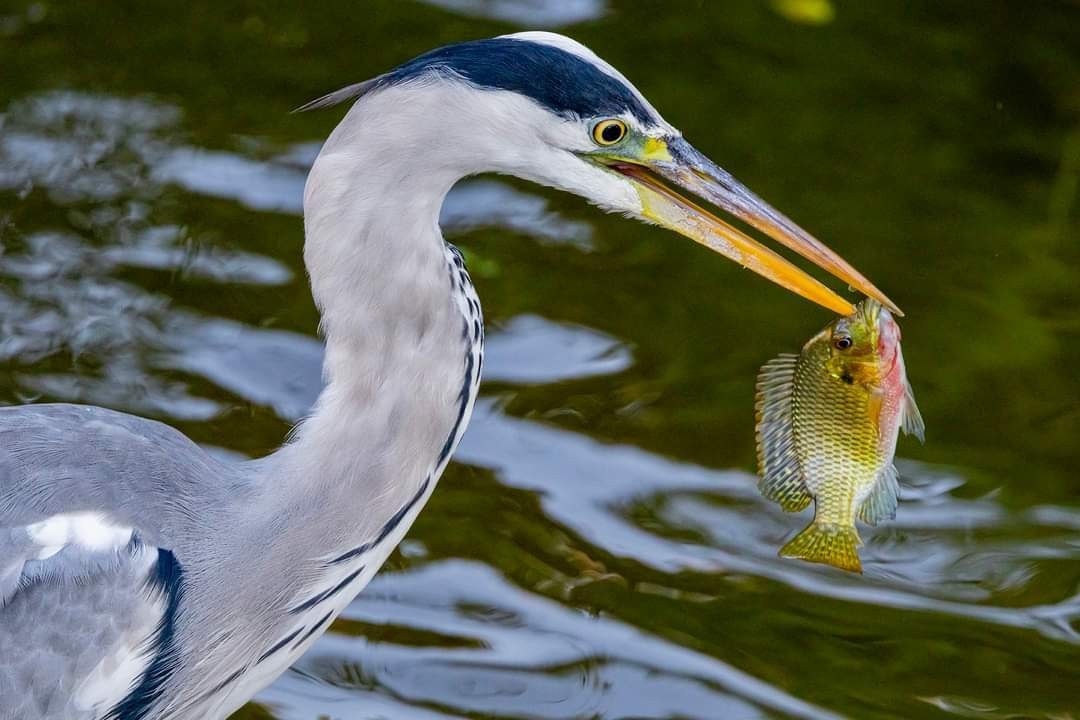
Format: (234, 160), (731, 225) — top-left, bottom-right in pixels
(754, 298), (924, 573)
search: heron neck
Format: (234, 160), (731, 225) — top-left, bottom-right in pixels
(276, 117), (476, 543)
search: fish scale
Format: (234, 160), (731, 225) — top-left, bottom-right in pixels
(793, 339), (883, 524)
(755, 299), (924, 573)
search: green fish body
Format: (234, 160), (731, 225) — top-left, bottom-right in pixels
(755, 299), (924, 573)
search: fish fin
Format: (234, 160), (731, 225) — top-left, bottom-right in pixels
(858, 464), (900, 526)
(780, 523), (863, 573)
(900, 369), (925, 442)
(755, 354), (811, 512)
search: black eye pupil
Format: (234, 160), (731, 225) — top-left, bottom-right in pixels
(601, 123), (623, 143)
(835, 338), (852, 350)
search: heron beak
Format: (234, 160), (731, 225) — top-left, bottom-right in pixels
(599, 136), (900, 316)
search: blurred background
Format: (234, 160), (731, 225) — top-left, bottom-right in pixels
(1, 1), (1078, 718)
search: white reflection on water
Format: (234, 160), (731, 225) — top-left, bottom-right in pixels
(0, 92), (179, 202)
(415, 0), (606, 28)
(157, 148), (593, 247)
(459, 402), (1080, 643)
(163, 313), (630, 425)
(2, 92), (593, 248)
(260, 561), (839, 720)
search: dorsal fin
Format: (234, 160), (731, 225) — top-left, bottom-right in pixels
(857, 464), (900, 525)
(755, 354), (811, 512)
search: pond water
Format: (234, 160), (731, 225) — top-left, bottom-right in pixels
(2, 1), (1078, 718)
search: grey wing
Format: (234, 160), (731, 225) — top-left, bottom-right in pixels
(0, 404), (226, 720)
(1, 537), (178, 720)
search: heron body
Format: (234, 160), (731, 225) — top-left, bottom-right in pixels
(0, 32), (894, 719)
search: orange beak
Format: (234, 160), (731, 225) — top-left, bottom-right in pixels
(603, 137), (900, 317)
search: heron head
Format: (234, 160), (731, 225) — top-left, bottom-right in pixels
(303, 32), (897, 315)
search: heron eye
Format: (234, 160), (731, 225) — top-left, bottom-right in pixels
(833, 336), (853, 351)
(593, 119), (627, 146)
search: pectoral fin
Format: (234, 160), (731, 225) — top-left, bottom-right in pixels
(858, 464), (900, 526)
(901, 378), (925, 442)
(755, 354), (811, 512)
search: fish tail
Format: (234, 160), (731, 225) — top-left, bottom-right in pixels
(779, 523), (862, 573)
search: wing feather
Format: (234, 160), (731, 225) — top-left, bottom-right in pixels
(0, 403), (215, 719)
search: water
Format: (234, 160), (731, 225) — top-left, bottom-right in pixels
(1, 1), (1078, 718)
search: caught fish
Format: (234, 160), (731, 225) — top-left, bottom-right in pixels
(755, 298), (924, 573)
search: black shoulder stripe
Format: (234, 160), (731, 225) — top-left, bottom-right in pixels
(327, 475), (431, 566)
(106, 549), (185, 720)
(292, 611), (334, 651)
(290, 565), (365, 614)
(258, 626), (306, 663)
(326, 258), (478, 568)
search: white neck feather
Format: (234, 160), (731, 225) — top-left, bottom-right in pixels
(269, 77), (635, 540)
(276, 83), (484, 538)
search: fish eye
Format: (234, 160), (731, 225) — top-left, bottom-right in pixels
(592, 119), (627, 146)
(833, 336), (853, 351)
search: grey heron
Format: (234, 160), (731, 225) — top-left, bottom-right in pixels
(0, 31), (897, 719)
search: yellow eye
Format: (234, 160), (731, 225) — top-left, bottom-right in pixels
(592, 119), (627, 146)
